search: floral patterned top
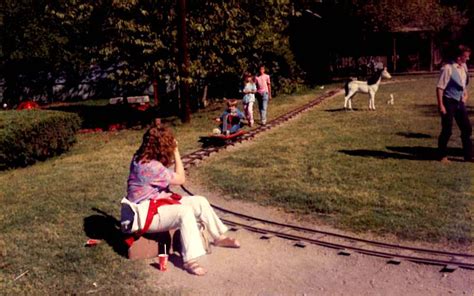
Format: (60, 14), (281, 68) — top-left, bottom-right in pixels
(126, 157), (175, 203)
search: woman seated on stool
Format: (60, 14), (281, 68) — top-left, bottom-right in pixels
(125, 124), (240, 276)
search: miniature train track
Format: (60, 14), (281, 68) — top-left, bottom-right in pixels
(180, 185), (474, 271)
(179, 88), (474, 271)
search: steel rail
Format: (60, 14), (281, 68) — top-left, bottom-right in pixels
(181, 184), (473, 265)
(219, 218), (474, 270)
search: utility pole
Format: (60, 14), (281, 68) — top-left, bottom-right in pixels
(152, 68), (159, 107)
(177, 0), (191, 123)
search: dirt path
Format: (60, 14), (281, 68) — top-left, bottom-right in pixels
(143, 181), (474, 296)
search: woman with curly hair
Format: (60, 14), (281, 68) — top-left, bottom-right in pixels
(124, 125), (240, 276)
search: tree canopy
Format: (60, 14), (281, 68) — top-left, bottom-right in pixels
(1, 0), (471, 121)
(354, 0), (467, 33)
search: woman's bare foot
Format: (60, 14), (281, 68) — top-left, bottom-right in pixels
(213, 236), (240, 248)
(183, 260), (207, 276)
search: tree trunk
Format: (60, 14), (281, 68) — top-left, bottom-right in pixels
(429, 35), (434, 72)
(177, 0), (191, 123)
(392, 36), (397, 72)
(200, 84), (208, 108)
(152, 78), (159, 107)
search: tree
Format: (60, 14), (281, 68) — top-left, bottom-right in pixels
(177, 0), (191, 122)
(186, 0), (301, 98)
(354, 0), (467, 34)
(0, 0), (69, 105)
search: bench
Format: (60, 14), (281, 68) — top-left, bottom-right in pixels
(108, 95), (150, 105)
(126, 95), (150, 104)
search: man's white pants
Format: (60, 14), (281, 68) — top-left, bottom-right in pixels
(147, 195), (228, 262)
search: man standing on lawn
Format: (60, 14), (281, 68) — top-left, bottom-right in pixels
(436, 44), (472, 163)
(255, 65), (272, 125)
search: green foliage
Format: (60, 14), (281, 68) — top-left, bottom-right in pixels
(2, 1), (303, 108)
(187, 0), (301, 96)
(354, 0), (467, 33)
(1, 1), (62, 104)
(1, 1), (53, 61)
(0, 110), (81, 170)
(1, 0), (469, 112)
(93, 1), (174, 91)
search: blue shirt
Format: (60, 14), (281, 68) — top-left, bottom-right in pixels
(437, 63), (469, 101)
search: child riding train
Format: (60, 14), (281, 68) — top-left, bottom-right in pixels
(213, 99), (245, 136)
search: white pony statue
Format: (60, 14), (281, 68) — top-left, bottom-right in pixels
(344, 67), (392, 111)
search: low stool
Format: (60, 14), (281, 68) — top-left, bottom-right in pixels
(127, 224), (211, 260)
(128, 231), (172, 260)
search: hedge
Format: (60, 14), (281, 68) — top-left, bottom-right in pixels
(0, 110), (82, 170)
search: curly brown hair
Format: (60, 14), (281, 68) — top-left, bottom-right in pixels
(134, 126), (177, 166)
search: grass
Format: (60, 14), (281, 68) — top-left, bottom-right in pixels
(2, 77), (472, 294)
(190, 77), (474, 244)
(0, 86), (331, 293)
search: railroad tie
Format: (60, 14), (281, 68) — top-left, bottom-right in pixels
(294, 241), (307, 248)
(387, 257), (402, 265)
(338, 248), (352, 256)
(442, 264), (458, 272)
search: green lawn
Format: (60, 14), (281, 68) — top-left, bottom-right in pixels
(0, 86), (330, 293)
(1, 77), (472, 293)
(191, 77), (474, 244)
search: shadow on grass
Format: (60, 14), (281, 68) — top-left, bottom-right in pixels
(83, 208), (129, 258)
(413, 104), (439, 117)
(414, 103), (474, 117)
(339, 146), (464, 161)
(396, 132), (432, 139)
(198, 136), (226, 148)
(324, 108), (362, 112)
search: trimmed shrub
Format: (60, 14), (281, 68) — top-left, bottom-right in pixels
(0, 110), (82, 170)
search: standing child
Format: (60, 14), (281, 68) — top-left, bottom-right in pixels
(255, 65), (272, 125)
(242, 72), (257, 127)
(215, 99), (245, 135)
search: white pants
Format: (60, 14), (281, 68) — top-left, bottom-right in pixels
(147, 195), (229, 262)
(244, 101), (254, 126)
